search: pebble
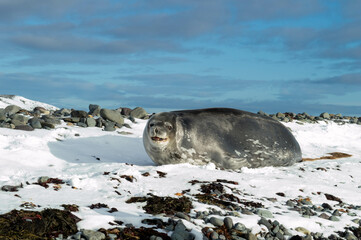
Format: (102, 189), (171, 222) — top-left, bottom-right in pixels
(255, 209), (273, 218)
(329, 216), (340, 221)
(176, 212), (190, 221)
(209, 217), (224, 227)
(344, 231), (358, 240)
(150, 236), (163, 240)
(223, 216), (233, 229)
(234, 222), (247, 232)
(210, 231), (219, 240)
(258, 217), (272, 230)
(81, 229), (105, 240)
(351, 218), (360, 224)
(318, 213), (330, 219)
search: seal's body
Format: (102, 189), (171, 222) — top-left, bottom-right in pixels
(143, 108), (302, 169)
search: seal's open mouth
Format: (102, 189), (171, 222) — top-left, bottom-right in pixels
(151, 137), (168, 142)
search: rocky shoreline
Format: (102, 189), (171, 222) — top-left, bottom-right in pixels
(1, 175), (360, 240)
(1, 102), (361, 133)
(1, 101), (361, 240)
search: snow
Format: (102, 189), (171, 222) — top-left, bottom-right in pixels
(0, 95), (58, 111)
(1, 96), (361, 238)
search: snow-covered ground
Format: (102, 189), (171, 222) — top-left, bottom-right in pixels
(1, 97), (361, 239)
(0, 95), (58, 111)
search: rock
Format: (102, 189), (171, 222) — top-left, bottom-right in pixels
(86, 118), (96, 127)
(258, 217), (272, 230)
(209, 217), (224, 227)
(5, 105), (21, 115)
(121, 107), (132, 116)
(170, 232), (183, 240)
(344, 231), (358, 240)
(150, 236), (163, 240)
(282, 117), (290, 123)
(130, 107), (147, 119)
(81, 229), (105, 240)
(295, 227), (310, 235)
(350, 117), (358, 124)
(71, 110), (88, 118)
(233, 222), (247, 232)
(223, 217), (233, 229)
(320, 112), (330, 119)
(255, 209), (273, 218)
(29, 117), (42, 129)
(246, 233), (257, 240)
(41, 115), (61, 125)
(89, 104), (101, 116)
(65, 117), (80, 123)
(11, 114), (28, 126)
(14, 125), (34, 131)
(1, 185), (22, 192)
(332, 209), (341, 216)
(329, 216), (340, 221)
(257, 110), (268, 116)
(271, 115), (279, 121)
(351, 218), (360, 224)
(41, 122), (55, 129)
(171, 221), (194, 240)
(286, 200), (295, 207)
(104, 122), (116, 131)
(100, 109), (124, 125)
(76, 122), (88, 128)
(33, 107), (50, 115)
(321, 203), (333, 210)
(54, 108), (71, 117)
(175, 212), (190, 221)
(210, 231), (219, 240)
(318, 213), (330, 219)
(96, 118), (105, 127)
(276, 112), (285, 118)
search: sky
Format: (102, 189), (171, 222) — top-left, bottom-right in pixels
(0, 0), (361, 115)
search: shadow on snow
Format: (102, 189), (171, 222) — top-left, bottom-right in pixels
(48, 135), (154, 166)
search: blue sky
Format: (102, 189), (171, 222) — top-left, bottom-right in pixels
(1, 0), (361, 115)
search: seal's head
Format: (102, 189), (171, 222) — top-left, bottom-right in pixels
(144, 112), (177, 149)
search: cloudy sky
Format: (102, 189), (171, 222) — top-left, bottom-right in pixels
(1, 0), (361, 115)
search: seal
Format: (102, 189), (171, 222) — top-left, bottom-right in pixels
(143, 108), (302, 169)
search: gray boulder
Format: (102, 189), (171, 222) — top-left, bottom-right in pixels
(5, 105), (21, 115)
(14, 125), (34, 131)
(81, 229), (105, 240)
(11, 114), (28, 126)
(33, 107), (50, 115)
(86, 117), (96, 127)
(104, 122), (116, 131)
(100, 109), (124, 125)
(121, 107), (132, 116)
(54, 108), (71, 117)
(320, 112), (330, 119)
(41, 115), (61, 125)
(89, 104), (101, 116)
(71, 110), (88, 118)
(130, 107), (147, 119)
(276, 112), (285, 118)
(29, 117), (42, 129)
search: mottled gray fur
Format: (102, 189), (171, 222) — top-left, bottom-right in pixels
(143, 108), (302, 169)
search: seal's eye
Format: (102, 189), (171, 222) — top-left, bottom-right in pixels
(149, 123), (154, 127)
